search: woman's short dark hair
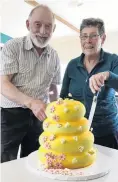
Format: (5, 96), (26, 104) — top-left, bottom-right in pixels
(80, 18), (105, 35)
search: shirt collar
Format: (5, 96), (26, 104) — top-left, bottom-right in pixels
(24, 34), (51, 55)
(24, 35), (33, 50)
(77, 48), (105, 67)
(99, 48), (105, 62)
(42, 45), (51, 55)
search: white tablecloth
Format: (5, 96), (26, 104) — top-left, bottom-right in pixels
(1, 145), (118, 182)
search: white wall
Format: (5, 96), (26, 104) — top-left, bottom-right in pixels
(104, 31), (118, 53)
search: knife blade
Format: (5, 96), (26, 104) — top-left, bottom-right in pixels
(88, 92), (99, 130)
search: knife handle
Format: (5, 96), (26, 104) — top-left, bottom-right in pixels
(93, 91), (99, 102)
(94, 91), (99, 97)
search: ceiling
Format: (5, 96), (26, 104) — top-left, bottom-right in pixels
(1, 0), (118, 38)
(36, 0), (118, 32)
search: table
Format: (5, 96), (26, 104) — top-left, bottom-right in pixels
(1, 145), (118, 182)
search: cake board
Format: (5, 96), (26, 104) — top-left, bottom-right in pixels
(26, 150), (112, 181)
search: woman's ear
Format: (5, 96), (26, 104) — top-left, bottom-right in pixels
(101, 33), (106, 44)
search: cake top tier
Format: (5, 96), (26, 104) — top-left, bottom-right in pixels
(46, 98), (86, 122)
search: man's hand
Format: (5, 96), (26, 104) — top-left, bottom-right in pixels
(1, 75), (47, 121)
(89, 71), (109, 94)
(27, 99), (47, 121)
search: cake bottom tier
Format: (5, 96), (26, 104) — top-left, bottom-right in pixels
(38, 146), (97, 169)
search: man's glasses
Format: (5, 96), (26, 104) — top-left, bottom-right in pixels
(80, 34), (101, 41)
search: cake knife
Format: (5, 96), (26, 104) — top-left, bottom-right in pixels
(88, 92), (99, 130)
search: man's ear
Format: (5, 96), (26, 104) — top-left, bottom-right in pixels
(53, 24), (56, 32)
(101, 33), (106, 44)
(26, 20), (30, 31)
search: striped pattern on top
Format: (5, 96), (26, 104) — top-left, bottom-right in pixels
(0, 35), (61, 108)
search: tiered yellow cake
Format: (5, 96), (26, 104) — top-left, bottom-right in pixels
(38, 98), (96, 169)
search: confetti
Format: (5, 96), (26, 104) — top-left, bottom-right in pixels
(77, 126), (82, 132)
(64, 122), (70, 128)
(52, 115), (60, 121)
(44, 142), (51, 149)
(56, 123), (62, 128)
(42, 136), (48, 142)
(72, 158), (78, 164)
(60, 138), (66, 144)
(73, 136), (78, 141)
(50, 106), (55, 113)
(49, 134), (56, 141)
(59, 154), (66, 161)
(78, 146), (84, 152)
(44, 122), (50, 128)
(56, 98), (63, 105)
(64, 108), (69, 113)
(74, 105), (79, 111)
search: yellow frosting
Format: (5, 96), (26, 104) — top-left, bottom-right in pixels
(38, 147), (96, 169)
(45, 98), (86, 122)
(38, 98), (97, 169)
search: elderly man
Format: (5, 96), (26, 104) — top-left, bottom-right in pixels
(1, 5), (61, 162)
(60, 18), (118, 149)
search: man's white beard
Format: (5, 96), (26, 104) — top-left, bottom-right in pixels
(30, 32), (51, 48)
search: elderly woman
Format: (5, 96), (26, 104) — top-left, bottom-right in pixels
(60, 18), (118, 149)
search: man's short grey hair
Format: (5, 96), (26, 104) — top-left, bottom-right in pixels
(80, 18), (105, 35)
(28, 4), (55, 21)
